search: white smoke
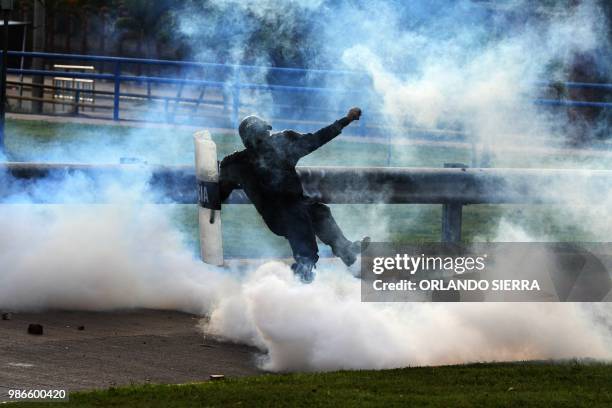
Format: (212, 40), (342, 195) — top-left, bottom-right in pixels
(0, 203), (238, 313)
(339, 1), (609, 153)
(205, 261), (612, 371)
(1, 199), (611, 372)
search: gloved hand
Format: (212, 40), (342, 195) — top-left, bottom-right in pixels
(346, 107), (362, 121)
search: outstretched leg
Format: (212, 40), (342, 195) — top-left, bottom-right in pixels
(308, 201), (368, 266)
(308, 202), (351, 252)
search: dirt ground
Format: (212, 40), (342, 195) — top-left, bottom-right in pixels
(0, 309), (262, 401)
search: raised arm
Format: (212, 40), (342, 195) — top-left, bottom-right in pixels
(284, 107), (362, 161)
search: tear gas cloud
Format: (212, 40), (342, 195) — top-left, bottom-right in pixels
(2, 199), (611, 372)
(1, 0), (612, 372)
(0, 177), (611, 372)
(179, 0), (610, 152)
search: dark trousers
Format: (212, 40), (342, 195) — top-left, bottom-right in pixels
(280, 199), (351, 264)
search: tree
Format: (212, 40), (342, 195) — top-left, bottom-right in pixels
(115, 0), (176, 58)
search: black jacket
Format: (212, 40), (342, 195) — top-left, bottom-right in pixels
(219, 117), (351, 235)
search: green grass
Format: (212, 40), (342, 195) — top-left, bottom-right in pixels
(4, 117), (468, 167)
(11, 362), (612, 407)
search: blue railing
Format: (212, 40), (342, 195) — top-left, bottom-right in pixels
(4, 51), (612, 135)
(5, 51), (370, 126)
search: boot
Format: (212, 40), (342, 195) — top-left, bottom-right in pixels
(334, 237), (371, 267)
(291, 257), (316, 284)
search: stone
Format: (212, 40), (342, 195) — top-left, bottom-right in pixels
(27, 324), (44, 335)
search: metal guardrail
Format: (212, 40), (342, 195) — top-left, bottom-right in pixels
(2, 162), (611, 242)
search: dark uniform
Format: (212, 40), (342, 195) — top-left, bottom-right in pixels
(219, 115), (360, 280)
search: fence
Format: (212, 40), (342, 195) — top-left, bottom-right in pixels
(5, 51), (369, 131)
(4, 51), (612, 135)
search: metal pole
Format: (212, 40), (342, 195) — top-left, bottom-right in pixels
(74, 88), (80, 115)
(113, 61), (120, 120)
(441, 163), (467, 243)
(31, 0), (45, 114)
(18, 22), (26, 109)
(0, 9), (9, 152)
(442, 202), (463, 243)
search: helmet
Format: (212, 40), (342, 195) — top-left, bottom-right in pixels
(238, 116), (272, 149)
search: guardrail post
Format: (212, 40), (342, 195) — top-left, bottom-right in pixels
(442, 202), (463, 243)
(441, 163), (466, 243)
(113, 62), (121, 121)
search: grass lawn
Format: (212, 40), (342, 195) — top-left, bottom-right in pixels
(11, 362), (612, 407)
(5, 117), (473, 167)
